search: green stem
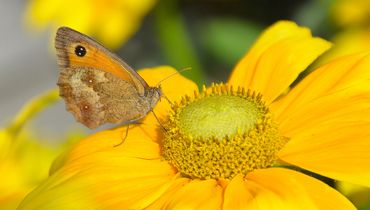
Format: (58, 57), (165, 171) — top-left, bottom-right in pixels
(154, 0), (204, 86)
(7, 88), (60, 139)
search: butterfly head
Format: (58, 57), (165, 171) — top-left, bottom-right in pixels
(146, 86), (163, 109)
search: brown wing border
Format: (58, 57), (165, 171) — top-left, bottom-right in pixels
(55, 27), (149, 94)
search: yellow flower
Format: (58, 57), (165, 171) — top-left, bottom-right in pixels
(18, 21), (370, 209)
(0, 130), (60, 210)
(24, 0), (156, 49)
(331, 0), (370, 27)
(318, 28), (370, 64)
(318, 0), (370, 64)
(0, 89), (81, 209)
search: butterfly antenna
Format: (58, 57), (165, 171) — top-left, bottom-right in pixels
(155, 67), (191, 107)
(162, 94), (174, 107)
(114, 125), (129, 147)
(155, 67), (192, 87)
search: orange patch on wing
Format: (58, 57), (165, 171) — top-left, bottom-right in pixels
(67, 43), (135, 83)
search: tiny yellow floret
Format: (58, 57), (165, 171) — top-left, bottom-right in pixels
(163, 83), (287, 179)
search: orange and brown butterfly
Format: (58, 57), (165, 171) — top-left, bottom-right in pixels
(55, 27), (162, 130)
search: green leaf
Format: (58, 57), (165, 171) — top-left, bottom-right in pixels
(199, 18), (262, 67)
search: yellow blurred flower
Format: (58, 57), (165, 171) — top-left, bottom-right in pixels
(331, 0), (370, 27)
(24, 0), (156, 49)
(318, 28), (370, 65)
(0, 89), (81, 209)
(19, 21), (370, 209)
(0, 130), (60, 210)
(319, 0), (370, 64)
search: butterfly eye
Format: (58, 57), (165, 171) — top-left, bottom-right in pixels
(75, 45), (86, 57)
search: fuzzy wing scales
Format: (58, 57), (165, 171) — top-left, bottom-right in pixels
(58, 67), (150, 129)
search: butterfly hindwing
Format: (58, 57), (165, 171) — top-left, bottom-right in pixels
(58, 67), (150, 128)
(55, 27), (162, 129)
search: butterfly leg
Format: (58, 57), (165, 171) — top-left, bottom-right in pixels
(114, 124), (130, 147)
(151, 110), (167, 132)
(162, 94), (174, 107)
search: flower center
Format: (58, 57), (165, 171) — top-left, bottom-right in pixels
(163, 83), (287, 180)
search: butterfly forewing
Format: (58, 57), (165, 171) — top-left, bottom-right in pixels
(55, 27), (161, 129)
(55, 27), (148, 95)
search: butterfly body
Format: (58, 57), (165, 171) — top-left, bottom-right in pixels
(55, 27), (161, 129)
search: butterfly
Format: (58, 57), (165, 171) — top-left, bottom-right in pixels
(55, 27), (162, 133)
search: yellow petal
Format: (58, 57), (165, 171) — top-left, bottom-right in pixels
(246, 168), (355, 210)
(272, 52), (370, 122)
(278, 118), (370, 187)
(228, 21), (331, 104)
(225, 172), (314, 210)
(50, 126), (162, 173)
(94, 173), (176, 209)
(272, 53), (370, 186)
(161, 179), (223, 210)
(223, 174), (253, 210)
(20, 145), (176, 209)
(145, 177), (190, 210)
(19, 165), (176, 209)
(138, 66), (199, 140)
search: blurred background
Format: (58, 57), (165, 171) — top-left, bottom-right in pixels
(1, 0), (370, 209)
(0, 0), (338, 136)
(2, 0), (370, 136)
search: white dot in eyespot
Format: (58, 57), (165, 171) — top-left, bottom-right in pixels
(89, 79), (93, 83)
(84, 105), (89, 110)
